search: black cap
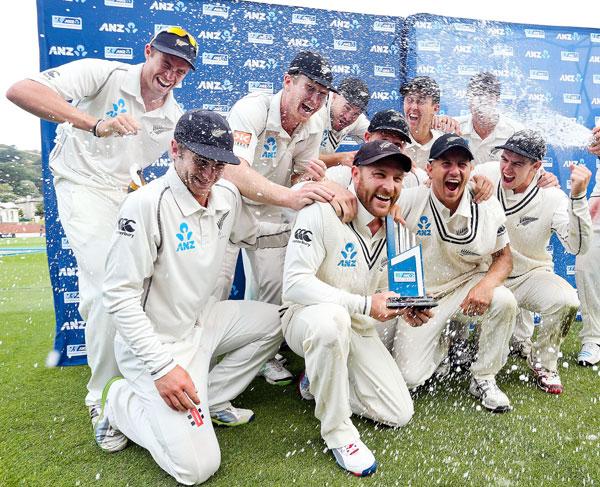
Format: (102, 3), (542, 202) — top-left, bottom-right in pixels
(288, 51), (337, 92)
(400, 76), (440, 104)
(338, 77), (370, 111)
(468, 72), (501, 98)
(495, 129), (547, 161)
(368, 109), (411, 143)
(429, 133), (474, 161)
(150, 27), (198, 70)
(353, 140), (412, 172)
(174, 109), (240, 165)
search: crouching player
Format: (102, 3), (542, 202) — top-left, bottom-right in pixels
(97, 110), (288, 485)
(281, 140), (431, 476)
(475, 129), (591, 393)
(394, 134), (517, 413)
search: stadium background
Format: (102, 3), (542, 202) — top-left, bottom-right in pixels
(36, 0), (600, 365)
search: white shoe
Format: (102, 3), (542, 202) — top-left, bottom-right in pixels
(257, 354), (293, 386)
(578, 342), (600, 366)
(469, 377), (511, 413)
(210, 405), (255, 427)
(331, 439), (377, 477)
(94, 377), (128, 453)
(297, 370), (314, 401)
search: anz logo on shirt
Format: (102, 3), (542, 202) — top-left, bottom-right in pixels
(261, 136), (277, 159)
(337, 242), (357, 267)
(416, 215), (431, 236)
(106, 98), (127, 118)
(176, 222), (196, 252)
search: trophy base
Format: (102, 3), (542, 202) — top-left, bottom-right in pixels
(386, 296), (438, 309)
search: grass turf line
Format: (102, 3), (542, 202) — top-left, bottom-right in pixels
(0, 249), (599, 485)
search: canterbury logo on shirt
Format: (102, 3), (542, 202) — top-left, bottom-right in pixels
(293, 228), (313, 245)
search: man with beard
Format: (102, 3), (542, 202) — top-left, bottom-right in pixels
(281, 140), (431, 476)
(394, 133), (517, 413)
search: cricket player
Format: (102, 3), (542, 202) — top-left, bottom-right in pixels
(474, 129), (592, 393)
(281, 140), (431, 476)
(6, 27), (197, 429)
(394, 133), (517, 412)
(97, 110), (287, 484)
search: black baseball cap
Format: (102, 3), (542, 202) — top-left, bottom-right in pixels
(150, 27), (198, 70)
(174, 109), (240, 165)
(495, 129), (547, 161)
(400, 76), (440, 104)
(338, 77), (370, 112)
(429, 133), (474, 161)
(368, 109), (411, 143)
(353, 140), (412, 172)
(288, 51), (338, 93)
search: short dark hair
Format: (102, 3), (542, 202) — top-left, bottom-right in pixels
(400, 76), (440, 104)
(467, 72), (501, 98)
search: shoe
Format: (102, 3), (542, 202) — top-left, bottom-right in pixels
(331, 439), (377, 477)
(94, 377), (129, 453)
(469, 377), (511, 413)
(89, 404), (101, 428)
(578, 342), (600, 366)
(298, 370), (314, 401)
(210, 405), (255, 427)
(528, 362), (563, 394)
(509, 337), (532, 360)
(257, 354), (293, 386)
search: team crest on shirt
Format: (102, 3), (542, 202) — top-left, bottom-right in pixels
(260, 136), (277, 159)
(337, 242), (357, 267)
(518, 216), (539, 227)
(176, 222), (196, 252)
(416, 215), (431, 236)
(106, 98), (127, 118)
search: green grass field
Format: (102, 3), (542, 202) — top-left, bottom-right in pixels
(1, 238), (599, 486)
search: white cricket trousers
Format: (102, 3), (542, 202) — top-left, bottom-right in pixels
(55, 179), (125, 406)
(106, 299), (282, 485)
(395, 275), (517, 388)
(284, 303), (414, 449)
(575, 223), (600, 346)
(507, 271), (579, 371)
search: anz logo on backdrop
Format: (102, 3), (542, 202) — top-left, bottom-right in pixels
(333, 39), (357, 51)
(371, 90), (399, 101)
(332, 64), (361, 75)
(104, 0), (133, 7)
(149, 1), (186, 11)
(52, 15), (82, 30)
(197, 79), (233, 92)
(243, 58), (277, 69)
(49, 44), (87, 57)
(202, 53), (229, 66)
(243, 10), (277, 22)
(555, 32), (581, 41)
(248, 32), (274, 45)
(99, 22), (137, 33)
(198, 30), (233, 42)
(292, 13), (316, 25)
(105, 47), (133, 60)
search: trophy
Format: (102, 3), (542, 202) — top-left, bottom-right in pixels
(385, 215), (438, 309)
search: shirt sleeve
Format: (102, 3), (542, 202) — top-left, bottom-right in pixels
(103, 190), (176, 380)
(492, 203), (510, 253)
(551, 189), (592, 255)
(348, 114), (369, 140)
(282, 204), (370, 315)
(29, 58), (124, 103)
(227, 96), (266, 165)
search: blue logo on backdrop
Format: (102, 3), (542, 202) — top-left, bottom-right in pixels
(49, 44), (87, 57)
(176, 222), (196, 252)
(105, 0), (133, 6)
(106, 98), (127, 117)
(261, 137), (277, 159)
(417, 216), (431, 236)
(149, 0), (186, 11)
(337, 243), (358, 267)
(99, 21), (137, 33)
(52, 15), (83, 30)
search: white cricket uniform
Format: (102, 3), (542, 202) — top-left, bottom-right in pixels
(456, 114), (523, 165)
(316, 96), (370, 154)
(215, 90), (322, 304)
(31, 58), (182, 406)
(394, 186), (517, 387)
(475, 162), (591, 370)
(103, 167), (286, 485)
(404, 129), (444, 170)
(575, 166), (600, 346)
(281, 191), (413, 449)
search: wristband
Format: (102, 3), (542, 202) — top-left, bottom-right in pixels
(92, 119), (104, 137)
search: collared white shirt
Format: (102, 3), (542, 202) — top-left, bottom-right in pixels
(456, 114), (523, 165)
(227, 90), (322, 221)
(103, 166), (289, 379)
(315, 96), (370, 154)
(31, 59), (182, 191)
(474, 161), (591, 278)
(404, 129), (444, 170)
(398, 185), (508, 297)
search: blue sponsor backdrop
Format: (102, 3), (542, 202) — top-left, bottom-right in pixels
(37, 0), (402, 365)
(37, 2), (599, 365)
(402, 14), (600, 289)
